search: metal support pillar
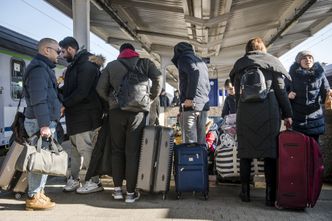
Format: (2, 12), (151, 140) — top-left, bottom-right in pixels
(73, 0), (90, 51)
(159, 55), (172, 126)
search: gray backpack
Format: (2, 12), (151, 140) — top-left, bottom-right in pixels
(240, 66), (268, 102)
(115, 59), (150, 112)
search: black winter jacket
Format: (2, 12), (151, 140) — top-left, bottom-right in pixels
(285, 62), (330, 136)
(23, 54), (61, 127)
(62, 50), (103, 135)
(221, 95), (236, 118)
(230, 51), (293, 159)
(172, 42), (210, 111)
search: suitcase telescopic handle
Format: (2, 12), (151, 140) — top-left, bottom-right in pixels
(285, 120), (292, 131)
(181, 103), (185, 143)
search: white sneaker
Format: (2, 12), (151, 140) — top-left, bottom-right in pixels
(125, 191), (140, 203)
(112, 189), (124, 200)
(76, 179), (104, 194)
(63, 177), (80, 192)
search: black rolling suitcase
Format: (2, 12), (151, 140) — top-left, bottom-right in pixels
(174, 143), (209, 200)
(136, 126), (174, 199)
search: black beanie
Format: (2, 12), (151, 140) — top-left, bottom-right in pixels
(120, 43), (135, 52)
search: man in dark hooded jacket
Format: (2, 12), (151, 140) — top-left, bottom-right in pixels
(59, 37), (104, 194)
(171, 42), (210, 145)
(96, 43), (161, 203)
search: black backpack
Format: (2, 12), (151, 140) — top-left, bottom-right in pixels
(115, 59), (151, 112)
(240, 66), (268, 102)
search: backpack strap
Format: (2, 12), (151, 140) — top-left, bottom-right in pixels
(16, 96), (22, 112)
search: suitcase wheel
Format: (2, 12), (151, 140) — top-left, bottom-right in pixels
(203, 192), (208, 200)
(176, 192), (182, 200)
(14, 193), (22, 200)
(275, 201), (283, 210)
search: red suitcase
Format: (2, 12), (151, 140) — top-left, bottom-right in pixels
(276, 130), (324, 209)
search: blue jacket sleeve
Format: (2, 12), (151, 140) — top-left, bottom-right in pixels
(284, 76), (293, 93)
(179, 57), (199, 100)
(320, 74), (331, 103)
(26, 67), (50, 127)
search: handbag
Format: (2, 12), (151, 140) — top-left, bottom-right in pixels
(16, 135), (68, 176)
(56, 121), (65, 144)
(325, 94), (332, 110)
(9, 97), (28, 145)
(15, 135), (38, 172)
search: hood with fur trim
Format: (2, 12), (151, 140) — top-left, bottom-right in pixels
(89, 55), (106, 68)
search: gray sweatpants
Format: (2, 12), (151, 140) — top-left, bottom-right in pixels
(69, 129), (99, 182)
(180, 110), (208, 145)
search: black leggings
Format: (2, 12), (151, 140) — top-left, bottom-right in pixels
(240, 158), (276, 187)
(109, 109), (146, 193)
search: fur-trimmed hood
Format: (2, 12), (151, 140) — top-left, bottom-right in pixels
(89, 55), (106, 68)
(289, 61), (324, 77)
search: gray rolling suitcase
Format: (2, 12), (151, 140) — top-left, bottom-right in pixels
(9, 170), (28, 199)
(0, 141), (24, 187)
(136, 126), (174, 199)
(0, 141), (28, 199)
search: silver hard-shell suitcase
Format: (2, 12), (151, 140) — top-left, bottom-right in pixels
(137, 126), (174, 199)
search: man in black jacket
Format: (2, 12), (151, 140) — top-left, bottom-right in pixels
(171, 42), (210, 144)
(23, 38), (61, 210)
(59, 37), (103, 194)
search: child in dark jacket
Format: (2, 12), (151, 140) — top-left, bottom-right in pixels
(221, 79), (236, 118)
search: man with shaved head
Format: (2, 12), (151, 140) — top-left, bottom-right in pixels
(23, 38), (62, 210)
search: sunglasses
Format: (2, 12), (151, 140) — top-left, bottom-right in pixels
(47, 47), (61, 55)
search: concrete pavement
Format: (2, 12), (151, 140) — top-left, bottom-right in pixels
(1, 141), (332, 221)
(1, 175), (332, 221)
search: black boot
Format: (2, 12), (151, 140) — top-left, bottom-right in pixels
(265, 185), (276, 207)
(239, 183), (250, 202)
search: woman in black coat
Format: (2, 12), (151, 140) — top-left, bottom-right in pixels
(285, 50), (332, 142)
(230, 37), (293, 206)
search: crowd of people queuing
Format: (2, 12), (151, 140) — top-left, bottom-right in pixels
(21, 35), (332, 211)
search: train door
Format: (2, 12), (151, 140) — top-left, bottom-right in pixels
(0, 57), (25, 146)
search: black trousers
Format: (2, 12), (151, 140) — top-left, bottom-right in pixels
(308, 134), (319, 143)
(240, 158), (276, 188)
(109, 109), (146, 193)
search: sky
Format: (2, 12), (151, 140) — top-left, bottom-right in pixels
(279, 22), (332, 70)
(0, 0), (118, 63)
(0, 0), (331, 71)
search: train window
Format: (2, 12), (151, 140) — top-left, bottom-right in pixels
(11, 59), (25, 100)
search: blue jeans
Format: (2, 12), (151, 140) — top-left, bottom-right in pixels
(24, 118), (57, 197)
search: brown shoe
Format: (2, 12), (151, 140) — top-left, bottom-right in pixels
(40, 190), (52, 202)
(26, 192), (55, 211)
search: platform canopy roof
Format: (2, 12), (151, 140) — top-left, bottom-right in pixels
(46, 0), (332, 88)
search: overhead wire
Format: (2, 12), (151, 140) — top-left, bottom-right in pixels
(21, 0), (118, 58)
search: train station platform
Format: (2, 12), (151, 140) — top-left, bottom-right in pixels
(1, 140), (332, 221)
(1, 174), (332, 221)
